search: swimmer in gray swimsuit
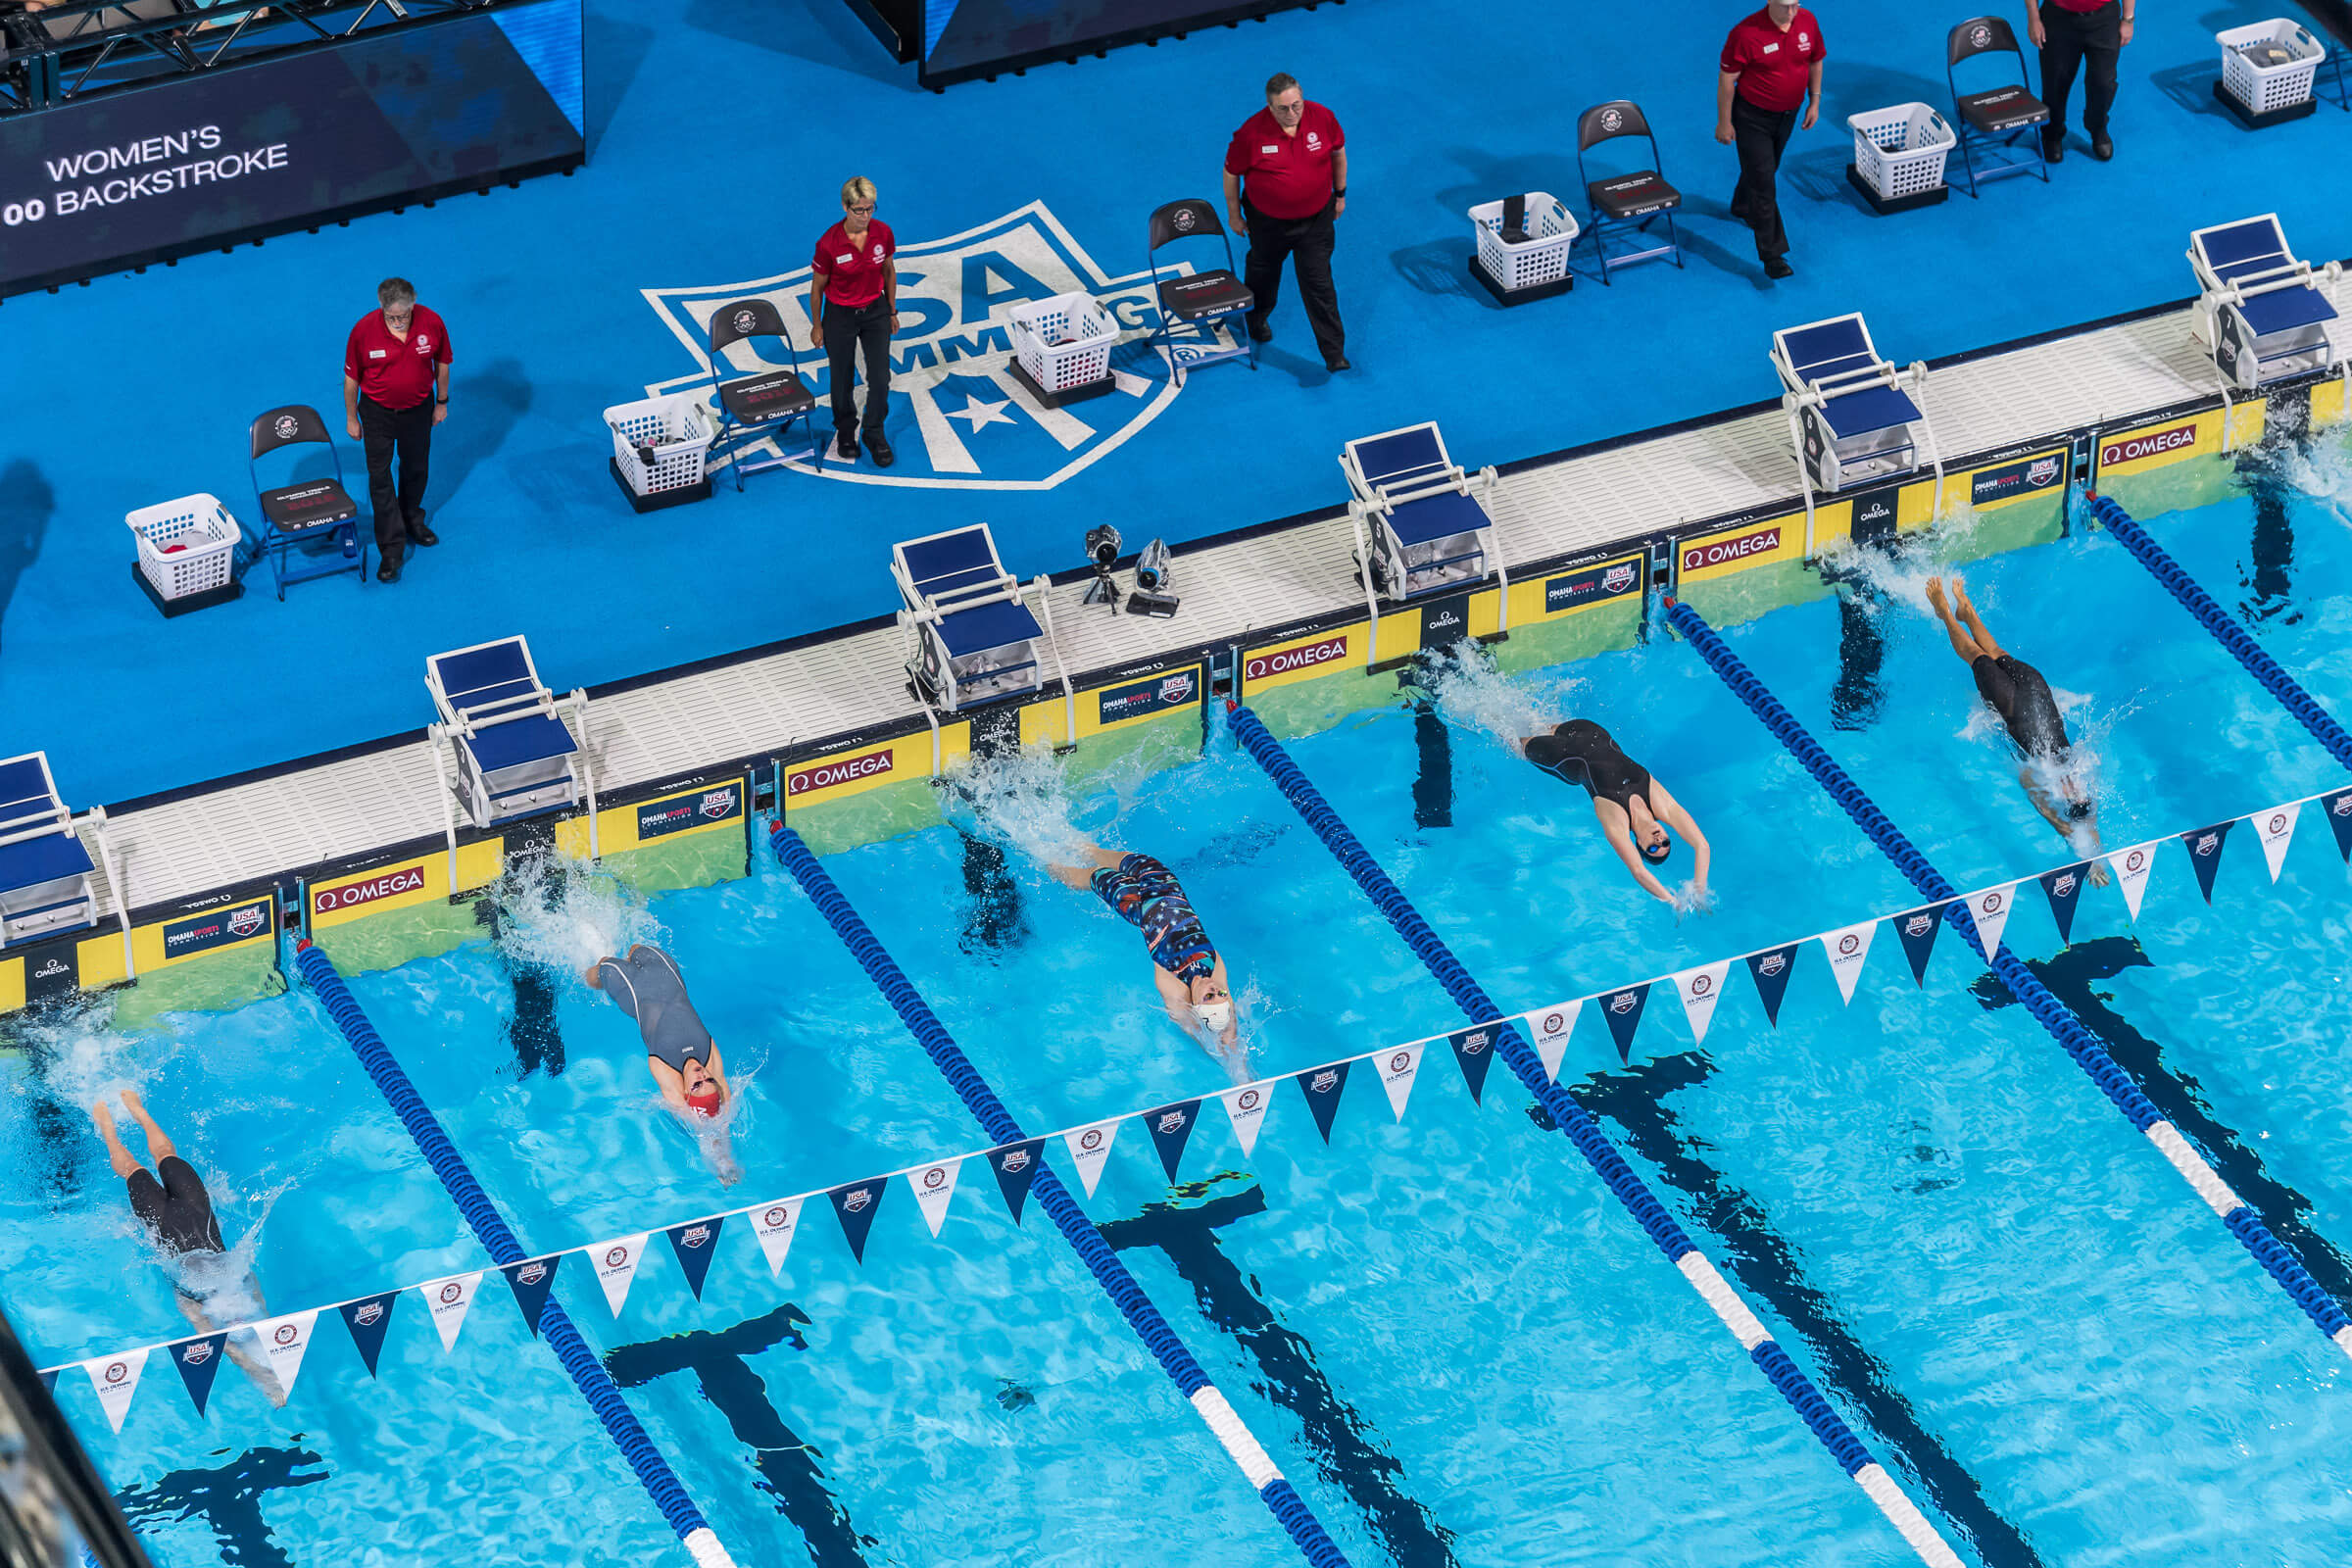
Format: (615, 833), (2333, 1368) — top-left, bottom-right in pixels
(586, 946), (740, 1181)
(1521, 719), (1712, 905)
(1926, 575), (2110, 880)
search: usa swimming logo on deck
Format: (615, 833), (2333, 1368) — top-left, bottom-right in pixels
(640, 202), (1191, 490)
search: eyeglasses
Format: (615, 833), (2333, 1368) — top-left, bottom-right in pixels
(1270, 101), (1303, 115)
(846, 202), (876, 214)
(383, 308), (414, 324)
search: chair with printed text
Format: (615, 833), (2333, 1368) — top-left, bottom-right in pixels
(705, 297), (822, 489)
(2188, 215), (2343, 391)
(1772, 314), (1943, 520)
(0, 753), (99, 950)
(1946, 16), (2050, 195)
(425, 637), (593, 833)
(1147, 199), (1255, 384)
(892, 525), (1061, 711)
(1340, 422), (1506, 606)
(1575, 100), (1684, 284)
(248, 405), (366, 600)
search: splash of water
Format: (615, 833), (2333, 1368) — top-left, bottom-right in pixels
(1413, 644), (1581, 757)
(1815, 500), (1989, 618)
(948, 746), (1093, 868)
(9, 996), (161, 1109)
(490, 850), (655, 977)
(2258, 424), (2352, 522)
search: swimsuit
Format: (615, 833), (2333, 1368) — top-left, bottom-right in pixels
(126, 1155), (224, 1258)
(1529, 720), (1654, 815)
(595, 946), (714, 1072)
(1090, 854), (1217, 983)
(1971, 654), (2071, 760)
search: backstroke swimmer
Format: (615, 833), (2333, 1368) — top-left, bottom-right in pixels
(90, 1089), (285, 1406)
(1522, 719), (1713, 907)
(1924, 574), (2110, 882)
(584, 943), (743, 1185)
(1050, 843), (1246, 1069)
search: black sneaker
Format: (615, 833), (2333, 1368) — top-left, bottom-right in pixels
(835, 432), (858, 462)
(1763, 256), (1794, 280)
(1247, 318), (1273, 343)
(867, 433), (895, 468)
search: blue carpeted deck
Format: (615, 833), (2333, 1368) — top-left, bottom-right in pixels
(2, 0), (2347, 804)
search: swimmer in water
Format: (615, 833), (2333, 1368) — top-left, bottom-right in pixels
(584, 943), (741, 1184)
(1051, 844), (1240, 1049)
(1522, 719), (1711, 906)
(90, 1089), (285, 1406)
(1925, 575), (2110, 882)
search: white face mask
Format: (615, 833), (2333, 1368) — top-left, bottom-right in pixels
(1193, 1001), (1234, 1035)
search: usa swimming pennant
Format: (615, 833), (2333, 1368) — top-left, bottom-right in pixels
(589, 1236), (651, 1313)
(1890, 905), (1945, 985)
(2180, 820), (2233, 903)
(250, 1309), (318, 1399)
(2107, 840), (2159, 920)
(1377, 1043), (1427, 1119)
(170, 1335), (226, 1419)
(2250, 803), (2300, 882)
(416, 1271), (482, 1351)
(986, 1141), (1046, 1224)
(1671, 961), (1732, 1047)
(83, 1348), (146, 1434)
(827, 1182), (885, 1264)
(1819, 920), (1876, 1003)
(1447, 1023), (1502, 1103)
(1596, 984), (1649, 1063)
(1962, 884), (2018, 961)
(2038, 862), (2090, 945)
(905, 1161), (961, 1238)
(499, 1256), (560, 1336)
(2322, 788), (2352, 861)
(666, 1217), (726, 1297)
(1061, 1118), (1121, 1199)
(1522, 1000), (1580, 1080)
(1218, 1084), (1272, 1157)
(1295, 1061), (1349, 1143)
(338, 1292), (400, 1373)
(1744, 944), (1801, 1026)
(749, 1197), (805, 1278)
(1144, 1102), (1201, 1185)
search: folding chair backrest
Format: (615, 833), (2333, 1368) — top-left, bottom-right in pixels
(1948, 16), (2026, 73)
(708, 297), (796, 359)
(2194, 216), (2293, 285)
(899, 528), (1005, 607)
(432, 640), (543, 720)
(1149, 199), (1229, 253)
(250, 405), (334, 461)
(1348, 425), (1451, 491)
(1577, 100), (1658, 156)
(0, 754), (65, 837)
(1778, 316), (1878, 385)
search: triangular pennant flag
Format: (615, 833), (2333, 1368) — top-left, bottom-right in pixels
(83, 1348), (147, 1434)
(499, 1257), (559, 1338)
(1672, 961), (1732, 1047)
(249, 1309), (318, 1399)
(2108, 840), (2158, 920)
(1061, 1118), (1121, 1200)
(1597, 984), (1649, 1063)
(1295, 1060), (1349, 1143)
(1143, 1102), (1201, 1186)
(665, 1217), (725, 1298)
(1218, 1084), (1272, 1158)
(337, 1292), (400, 1375)
(2322, 788), (2352, 862)
(588, 1236), (650, 1314)
(169, 1335), (227, 1419)
(1964, 883), (2018, 961)
(1744, 945), (1801, 1027)
(1819, 921), (1876, 1003)
(1446, 1024), (1503, 1104)
(37, 1369), (57, 1395)
(2180, 820), (2233, 904)
(986, 1142), (1045, 1224)
(2251, 803), (2300, 883)
(904, 1161), (962, 1238)
(2038, 862), (2090, 945)
(1377, 1042), (1427, 1120)
(1890, 906), (1944, 986)
(416, 1272), (483, 1352)
(827, 1181), (884, 1264)
(749, 1197), (805, 1278)
(1522, 1001), (1581, 1081)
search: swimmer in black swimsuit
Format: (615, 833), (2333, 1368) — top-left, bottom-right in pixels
(1926, 575), (2109, 880)
(1051, 843), (1240, 1050)
(90, 1089), (285, 1405)
(1521, 719), (1712, 906)
(586, 944), (741, 1186)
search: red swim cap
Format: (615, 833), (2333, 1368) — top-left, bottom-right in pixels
(685, 1086), (724, 1118)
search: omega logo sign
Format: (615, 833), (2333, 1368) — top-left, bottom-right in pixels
(1245, 634), (1348, 682)
(787, 749), (894, 795)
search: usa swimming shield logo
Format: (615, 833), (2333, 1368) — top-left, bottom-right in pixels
(640, 202), (1198, 490)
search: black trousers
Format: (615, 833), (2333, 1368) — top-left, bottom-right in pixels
(822, 298), (892, 438)
(358, 395), (434, 559)
(2039, 1), (2121, 137)
(1243, 199), (1345, 363)
(1730, 95), (1799, 262)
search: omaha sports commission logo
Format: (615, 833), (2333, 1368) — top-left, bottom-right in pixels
(639, 203), (1203, 491)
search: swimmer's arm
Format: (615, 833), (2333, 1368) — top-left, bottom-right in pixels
(1210, 956), (1239, 1047)
(2020, 769), (2076, 835)
(646, 1055), (690, 1110)
(1151, 963), (1193, 1027)
(1649, 781), (1712, 891)
(706, 1042), (727, 1089)
(1606, 823), (1676, 903)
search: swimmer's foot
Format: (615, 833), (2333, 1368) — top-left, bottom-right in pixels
(1924, 575), (1950, 616)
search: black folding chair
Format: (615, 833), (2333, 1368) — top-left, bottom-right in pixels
(1147, 199), (1255, 384)
(705, 297), (821, 491)
(1575, 100), (1684, 284)
(247, 404), (365, 600)
(1947, 16), (2050, 195)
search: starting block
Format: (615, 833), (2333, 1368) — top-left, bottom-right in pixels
(893, 525), (1067, 711)
(426, 637), (594, 836)
(1341, 422), (1506, 606)
(2188, 214), (2343, 393)
(1772, 314), (1943, 535)
(0, 752), (106, 950)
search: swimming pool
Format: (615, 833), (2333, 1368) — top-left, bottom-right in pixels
(9, 431), (2352, 1567)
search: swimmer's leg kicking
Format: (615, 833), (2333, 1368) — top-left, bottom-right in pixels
(1926, 575), (2109, 881)
(91, 1090), (283, 1405)
(585, 944), (741, 1186)
(1520, 720), (1712, 906)
(1051, 844), (1242, 1057)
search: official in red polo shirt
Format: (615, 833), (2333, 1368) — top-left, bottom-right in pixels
(2027, 0), (2132, 162)
(1223, 72), (1349, 372)
(807, 175), (899, 467)
(342, 277), (451, 582)
(1716, 0), (1825, 280)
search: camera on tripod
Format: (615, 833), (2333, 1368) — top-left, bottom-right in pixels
(1081, 523), (1122, 606)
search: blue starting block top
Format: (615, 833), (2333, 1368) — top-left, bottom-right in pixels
(898, 528), (1007, 611)
(1776, 314), (1923, 438)
(428, 639), (577, 770)
(1387, 487), (1493, 546)
(0, 753), (93, 897)
(1347, 424), (1453, 494)
(936, 596), (1044, 656)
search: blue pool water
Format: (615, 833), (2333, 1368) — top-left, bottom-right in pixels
(7, 435), (2352, 1566)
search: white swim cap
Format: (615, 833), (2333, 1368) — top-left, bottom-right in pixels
(1193, 1000), (1234, 1034)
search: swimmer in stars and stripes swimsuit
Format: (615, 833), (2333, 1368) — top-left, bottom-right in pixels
(1052, 843), (1238, 1043)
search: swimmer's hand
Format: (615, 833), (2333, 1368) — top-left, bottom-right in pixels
(2086, 859), (2112, 889)
(1670, 882), (1717, 919)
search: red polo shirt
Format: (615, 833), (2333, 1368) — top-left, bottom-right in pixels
(813, 220), (896, 309)
(2044, 0), (2109, 11)
(1721, 7), (1826, 113)
(344, 305), (450, 411)
(1224, 102), (1345, 221)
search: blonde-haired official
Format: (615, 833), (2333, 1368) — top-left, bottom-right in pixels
(808, 176), (900, 466)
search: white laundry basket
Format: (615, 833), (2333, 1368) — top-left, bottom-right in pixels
(606, 392), (716, 499)
(1848, 104), (1954, 203)
(2218, 20), (2326, 119)
(1469, 193), (1580, 296)
(1008, 293), (1114, 397)
(125, 494), (240, 601)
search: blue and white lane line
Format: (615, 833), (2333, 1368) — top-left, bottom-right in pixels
(1226, 706), (1967, 1568)
(1666, 597), (2352, 1363)
(294, 942), (741, 1568)
(770, 825), (1354, 1568)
